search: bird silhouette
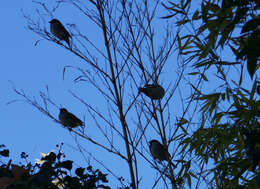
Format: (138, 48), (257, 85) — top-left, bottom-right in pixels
(49, 19), (71, 47)
(139, 84), (165, 100)
(59, 108), (83, 130)
(149, 140), (169, 161)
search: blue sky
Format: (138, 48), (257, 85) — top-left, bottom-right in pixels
(1, 0), (254, 188)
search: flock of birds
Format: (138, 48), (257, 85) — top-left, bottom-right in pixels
(50, 18), (170, 162)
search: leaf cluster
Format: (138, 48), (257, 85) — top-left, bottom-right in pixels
(0, 145), (111, 189)
(163, 0), (260, 78)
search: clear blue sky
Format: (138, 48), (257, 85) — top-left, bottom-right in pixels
(1, 1), (254, 188)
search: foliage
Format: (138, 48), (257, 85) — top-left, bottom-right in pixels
(162, 0), (260, 188)
(163, 0), (259, 78)
(0, 144), (111, 189)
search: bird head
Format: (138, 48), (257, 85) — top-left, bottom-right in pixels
(49, 19), (60, 24)
(60, 108), (68, 113)
(149, 139), (160, 146)
(138, 87), (144, 94)
(149, 140), (170, 161)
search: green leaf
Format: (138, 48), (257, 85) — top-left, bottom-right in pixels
(197, 24), (207, 35)
(228, 44), (239, 57)
(189, 171), (198, 179)
(186, 160), (191, 170)
(42, 152), (56, 162)
(247, 51), (257, 79)
(233, 7), (248, 24)
(241, 18), (260, 33)
(226, 88), (230, 102)
(182, 37), (193, 50)
(201, 102), (210, 112)
(209, 100), (216, 115)
(213, 112), (223, 125)
(75, 167), (85, 177)
(188, 72), (200, 75)
(206, 20), (218, 32)
(177, 35), (182, 49)
(179, 125), (188, 134)
(197, 93), (220, 100)
(201, 73), (208, 81)
(161, 14), (176, 19)
(57, 160), (73, 170)
(178, 118), (188, 126)
(176, 19), (190, 26)
(207, 3), (221, 13)
(186, 173), (192, 188)
(250, 80), (257, 100)
(192, 10), (200, 20)
(247, 31), (260, 79)
(193, 40), (205, 51)
(191, 84), (202, 95)
(221, 93), (225, 101)
(0, 149), (9, 157)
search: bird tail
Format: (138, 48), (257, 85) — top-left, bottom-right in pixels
(138, 87), (144, 94)
(66, 38), (71, 48)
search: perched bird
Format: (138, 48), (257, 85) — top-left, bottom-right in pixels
(59, 108), (83, 129)
(138, 84), (165, 100)
(49, 19), (71, 47)
(149, 140), (169, 161)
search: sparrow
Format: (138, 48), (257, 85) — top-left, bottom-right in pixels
(138, 84), (165, 100)
(149, 140), (169, 161)
(59, 108), (83, 129)
(49, 19), (71, 47)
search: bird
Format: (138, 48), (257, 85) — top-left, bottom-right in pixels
(138, 84), (165, 100)
(49, 19), (71, 47)
(149, 140), (169, 161)
(59, 108), (83, 129)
